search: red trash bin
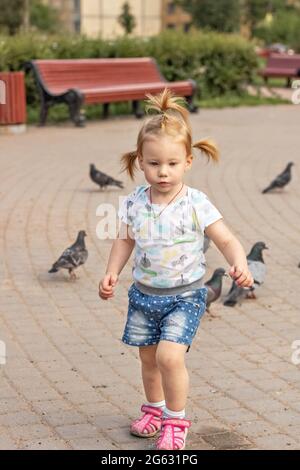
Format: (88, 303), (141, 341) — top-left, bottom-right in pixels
(0, 71), (27, 126)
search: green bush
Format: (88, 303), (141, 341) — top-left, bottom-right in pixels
(30, 0), (61, 34)
(0, 30), (258, 104)
(147, 31), (258, 97)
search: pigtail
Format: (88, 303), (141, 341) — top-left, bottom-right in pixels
(145, 88), (190, 127)
(192, 139), (220, 163)
(120, 150), (139, 180)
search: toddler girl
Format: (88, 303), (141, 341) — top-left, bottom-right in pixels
(99, 88), (253, 450)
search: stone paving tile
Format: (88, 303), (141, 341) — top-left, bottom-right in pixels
(20, 439), (71, 450)
(200, 430), (252, 450)
(119, 441), (156, 450)
(0, 397), (30, 414)
(0, 411), (42, 427)
(245, 398), (291, 414)
(0, 426), (18, 450)
(261, 410), (300, 427)
(0, 105), (300, 449)
(43, 410), (88, 428)
(213, 407), (260, 425)
(69, 437), (116, 450)
(8, 423), (55, 442)
(253, 433), (300, 450)
(55, 423), (99, 440)
(234, 420), (280, 439)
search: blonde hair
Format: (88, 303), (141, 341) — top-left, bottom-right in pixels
(120, 88), (219, 180)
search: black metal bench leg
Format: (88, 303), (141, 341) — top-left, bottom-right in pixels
(132, 100), (144, 119)
(286, 77), (292, 88)
(102, 103), (110, 119)
(186, 94), (199, 113)
(39, 100), (49, 127)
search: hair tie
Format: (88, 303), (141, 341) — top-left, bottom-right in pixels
(161, 112), (167, 127)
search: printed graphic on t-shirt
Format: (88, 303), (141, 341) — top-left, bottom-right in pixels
(118, 185), (222, 288)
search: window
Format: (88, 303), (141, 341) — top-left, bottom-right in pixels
(167, 2), (176, 15)
(184, 23), (192, 33)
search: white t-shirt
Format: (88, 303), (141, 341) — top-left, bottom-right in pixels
(118, 185), (222, 288)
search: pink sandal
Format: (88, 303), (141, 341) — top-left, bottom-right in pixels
(156, 418), (191, 450)
(130, 404), (163, 438)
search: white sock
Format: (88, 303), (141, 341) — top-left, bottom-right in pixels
(146, 400), (166, 411)
(163, 407), (185, 420)
(163, 407), (186, 434)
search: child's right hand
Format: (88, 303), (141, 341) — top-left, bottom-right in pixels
(99, 272), (119, 300)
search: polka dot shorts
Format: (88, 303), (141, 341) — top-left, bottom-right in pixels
(122, 283), (208, 351)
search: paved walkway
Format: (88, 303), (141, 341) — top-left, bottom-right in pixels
(247, 83), (297, 102)
(0, 105), (299, 450)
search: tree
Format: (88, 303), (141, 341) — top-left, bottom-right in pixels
(241, 0), (292, 36)
(0, 0), (60, 35)
(177, 0), (295, 37)
(118, 2), (136, 35)
(0, 0), (25, 35)
(175, 0), (241, 33)
(30, 0), (60, 33)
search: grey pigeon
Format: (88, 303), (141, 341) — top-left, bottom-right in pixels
(223, 241), (268, 307)
(90, 164), (124, 190)
(48, 230), (88, 280)
(205, 268), (227, 315)
(262, 162), (294, 194)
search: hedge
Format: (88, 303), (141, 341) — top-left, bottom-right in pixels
(0, 30), (258, 103)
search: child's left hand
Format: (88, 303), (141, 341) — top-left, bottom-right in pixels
(229, 265), (254, 288)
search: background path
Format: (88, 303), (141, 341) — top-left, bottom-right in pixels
(0, 105), (299, 450)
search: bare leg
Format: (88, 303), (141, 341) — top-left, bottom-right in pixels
(156, 340), (189, 411)
(139, 345), (164, 403)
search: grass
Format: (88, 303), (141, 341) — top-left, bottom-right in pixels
(198, 92), (290, 108)
(26, 91), (290, 125)
(252, 75), (292, 88)
(26, 102), (133, 124)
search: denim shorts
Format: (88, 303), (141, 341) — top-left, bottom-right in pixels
(122, 283), (208, 351)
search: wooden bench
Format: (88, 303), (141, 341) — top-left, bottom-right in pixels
(259, 53), (300, 87)
(26, 58), (198, 127)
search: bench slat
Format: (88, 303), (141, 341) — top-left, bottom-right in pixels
(259, 54), (300, 79)
(28, 57), (197, 126)
(36, 58), (163, 92)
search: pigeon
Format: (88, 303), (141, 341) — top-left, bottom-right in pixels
(204, 268), (227, 316)
(223, 241), (268, 307)
(204, 233), (210, 253)
(223, 284), (245, 307)
(262, 162), (294, 194)
(48, 230), (88, 280)
(90, 164), (124, 190)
